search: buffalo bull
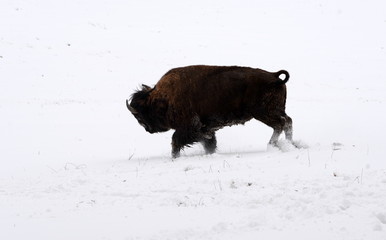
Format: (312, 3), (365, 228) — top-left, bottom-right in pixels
(127, 65), (294, 158)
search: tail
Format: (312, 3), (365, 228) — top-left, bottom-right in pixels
(274, 70), (290, 84)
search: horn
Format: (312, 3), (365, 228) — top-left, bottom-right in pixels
(142, 84), (152, 91)
(126, 99), (137, 114)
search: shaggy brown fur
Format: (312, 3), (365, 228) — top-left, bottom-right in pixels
(127, 65), (293, 158)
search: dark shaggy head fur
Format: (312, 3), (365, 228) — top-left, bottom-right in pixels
(127, 85), (169, 133)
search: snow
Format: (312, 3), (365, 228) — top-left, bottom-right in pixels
(1, 0), (386, 239)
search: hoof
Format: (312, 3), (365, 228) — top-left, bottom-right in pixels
(268, 140), (280, 148)
(172, 151), (180, 159)
(205, 147), (216, 155)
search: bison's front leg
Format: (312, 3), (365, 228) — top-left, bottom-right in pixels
(171, 116), (212, 158)
(171, 128), (200, 158)
(201, 132), (217, 154)
(171, 131), (182, 158)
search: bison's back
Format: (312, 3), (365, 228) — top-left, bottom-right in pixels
(152, 65), (286, 127)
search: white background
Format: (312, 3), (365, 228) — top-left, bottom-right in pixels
(1, 0), (386, 239)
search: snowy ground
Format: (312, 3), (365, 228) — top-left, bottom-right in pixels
(1, 0), (386, 239)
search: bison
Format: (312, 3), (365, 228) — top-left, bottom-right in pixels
(127, 65), (294, 158)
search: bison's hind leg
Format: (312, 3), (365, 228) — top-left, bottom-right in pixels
(254, 111), (294, 147)
(201, 132), (217, 154)
(283, 115), (293, 142)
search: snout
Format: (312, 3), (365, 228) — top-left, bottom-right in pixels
(138, 122), (153, 133)
(145, 126), (154, 133)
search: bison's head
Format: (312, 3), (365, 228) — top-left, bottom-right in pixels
(127, 84), (169, 133)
